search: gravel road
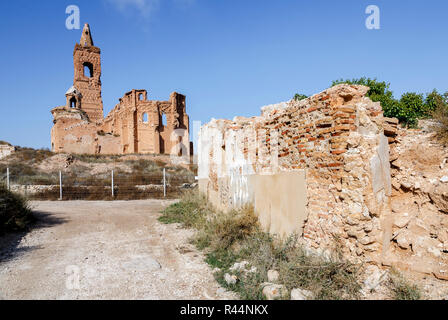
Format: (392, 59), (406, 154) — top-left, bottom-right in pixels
(0, 200), (235, 300)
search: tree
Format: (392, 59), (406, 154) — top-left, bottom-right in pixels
(398, 92), (425, 127)
(425, 89), (447, 114)
(332, 78), (402, 121)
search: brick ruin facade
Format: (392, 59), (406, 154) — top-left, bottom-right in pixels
(0, 144), (15, 160)
(51, 24), (191, 155)
(198, 84), (448, 279)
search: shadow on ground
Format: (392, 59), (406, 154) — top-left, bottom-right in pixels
(0, 210), (68, 263)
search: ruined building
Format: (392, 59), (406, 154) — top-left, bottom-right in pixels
(198, 84), (448, 280)
(51, 24), (191, 155)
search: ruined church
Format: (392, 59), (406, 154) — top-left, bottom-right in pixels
(51, 24), (191, 155)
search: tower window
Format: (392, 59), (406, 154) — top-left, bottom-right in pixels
(139, 93), (144, 101)
(83, 62), (94, 78)
(161, 113), (167, 126)
(142, 113), (148, 123)
(70, 97), (77, 108)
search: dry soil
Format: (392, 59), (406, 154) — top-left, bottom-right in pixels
(0, 200), (235, 300)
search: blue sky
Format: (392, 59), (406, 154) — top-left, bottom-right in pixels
(0, 0), (447, 149)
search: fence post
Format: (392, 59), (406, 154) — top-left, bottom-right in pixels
(163, 168), (166, 198)
(111, 170), (114, 198)
(6, 167), (10, 191)
(59, 171), (62, 201)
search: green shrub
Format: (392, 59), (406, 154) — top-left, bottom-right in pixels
(293, 93), (308, 101)
(332, 78), (403, 120)
(0, 185), (34, 233)
(330, 78), (444, 127)
(425, 90), (447, 113)
(398, 92), (425, 127)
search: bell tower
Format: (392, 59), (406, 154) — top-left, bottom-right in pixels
(73, 23), (104, 122)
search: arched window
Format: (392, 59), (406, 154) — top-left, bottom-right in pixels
(83, 62), (94, 78)
(139, 93), (144, 101)
(161, 113), (167, 126)
(70, 97), (76, 108)
(142, 113), (148, 123)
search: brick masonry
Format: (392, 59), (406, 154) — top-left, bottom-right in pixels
(50, 24), (191, 156)
(198, 84), (401, 266)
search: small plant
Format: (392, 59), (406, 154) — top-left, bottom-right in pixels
(159, 191), (363, 300)
(398, 92), (425, 127)
(0, 185), (34, 233)
(387, 269), (422, 300)
(431, 91), (448, 143)
(293, 93), (308, 101)
(158, 190), (208, 228)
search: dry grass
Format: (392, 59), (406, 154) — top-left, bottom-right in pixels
(0, 149), (195, 200)
(431, 98), (448, 144)
(10, 147), (53, 163)
(387, 269), (422, 300)
(0, 185), (34, 234)
(159, 191), (363, 300)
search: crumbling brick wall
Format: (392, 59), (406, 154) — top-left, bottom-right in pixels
(0, 144), (15, 160)
(198, 84), (397, 264)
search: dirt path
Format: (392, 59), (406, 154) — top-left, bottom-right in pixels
(0, 200), (236, 300)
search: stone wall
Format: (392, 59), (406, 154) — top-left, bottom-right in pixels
(198, 84), (399, 265)
(0, 144), (15, 160)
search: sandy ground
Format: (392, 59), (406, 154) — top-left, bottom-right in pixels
(0, 200), (236, 300)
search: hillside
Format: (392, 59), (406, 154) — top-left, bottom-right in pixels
(0, 148), (197, 200)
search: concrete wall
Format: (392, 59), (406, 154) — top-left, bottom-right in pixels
(252, 171), (307, 237)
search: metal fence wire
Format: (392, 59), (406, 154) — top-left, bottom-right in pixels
(3, 167), (196, 201)
(0, 169), (7, 189)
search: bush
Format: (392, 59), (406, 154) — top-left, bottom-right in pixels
(330, 78), (446, 128)
(293, 93), (308, 101)
(425, 90), (446, 114)
(430, 91), (448, 142)
(0, 185), (34, 233)
(13, 147), (53, 163)
(194, 206), (259, 251)
(159, 191), (362, 300)
(158, 190), (209, 228)
(331, 78), (410, 122)
(398, 92), (425, 127)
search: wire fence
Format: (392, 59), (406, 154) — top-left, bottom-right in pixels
(0, 167), (196, 201)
